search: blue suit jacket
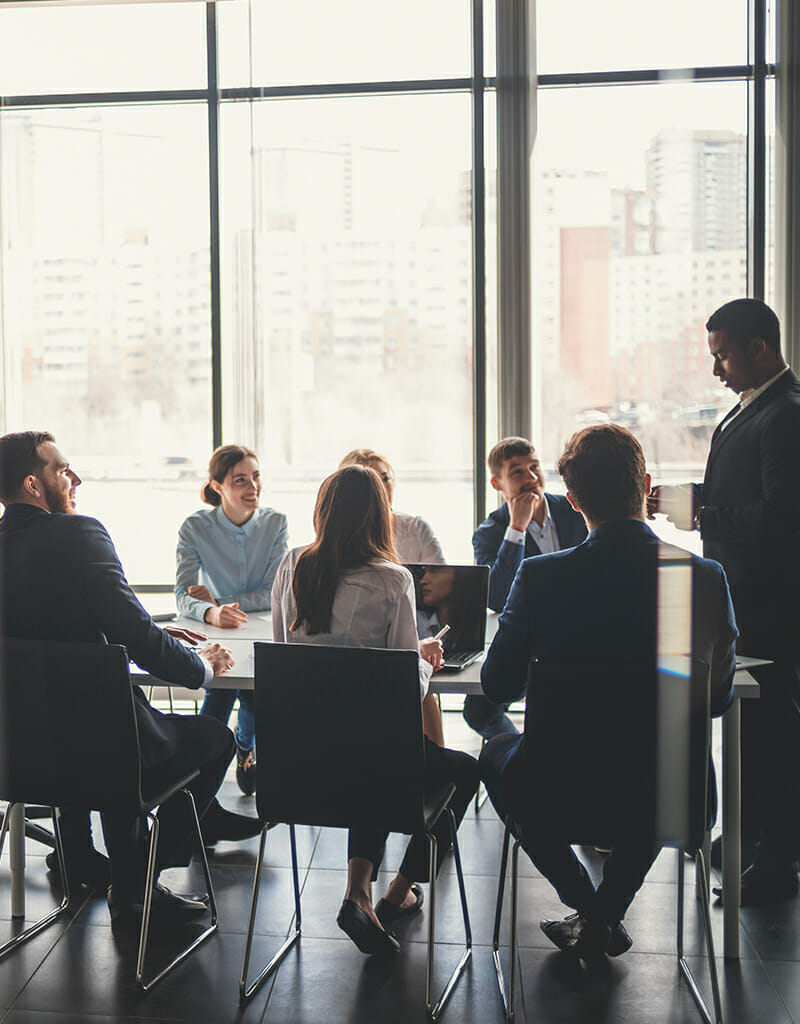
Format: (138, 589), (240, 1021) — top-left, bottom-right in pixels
(473, 495), (588, 611)
(0, 503), (207, 768)
(480, 520), (738, 815)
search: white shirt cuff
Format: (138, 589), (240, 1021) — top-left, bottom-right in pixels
(199, 657), (214, 687)
(504, 526), (526, 545)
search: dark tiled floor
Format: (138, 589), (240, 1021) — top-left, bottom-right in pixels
(0, 714), (798, 1024)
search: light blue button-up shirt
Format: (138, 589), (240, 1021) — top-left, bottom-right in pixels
(175, 505), (289, 622)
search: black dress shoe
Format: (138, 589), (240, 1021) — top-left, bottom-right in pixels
(200, 799), (262, 845)
(713, 863), (799, 905)
(107, 882), (209, 923)
(710, 834), (759, 872)
(46, 849), (111, 890)
(375, 884), (424, 927)
(336, 900), (400, 957)
(540, 913), (611, 962)
(607, 921), (632, 957)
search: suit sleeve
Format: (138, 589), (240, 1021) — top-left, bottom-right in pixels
(473, 516), (523, 613)
(74, 519), (206, 686)
(701, 403), (800, 544)
(707, 563), (738, 717)
(481, 560), (533, 703)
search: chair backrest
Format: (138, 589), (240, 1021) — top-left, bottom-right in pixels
(0, 637), (143, 812)
(254, 642), (426, 835)
(523, 658), (710, 850)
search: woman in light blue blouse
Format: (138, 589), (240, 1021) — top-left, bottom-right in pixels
(176, 444), (288, 795)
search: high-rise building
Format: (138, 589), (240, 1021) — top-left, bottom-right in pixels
(645, 128), (746, 254)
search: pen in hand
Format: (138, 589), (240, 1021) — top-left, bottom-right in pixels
(433, 624), (451, 641)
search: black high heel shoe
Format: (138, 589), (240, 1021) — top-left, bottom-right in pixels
(336, 900), (400, 957)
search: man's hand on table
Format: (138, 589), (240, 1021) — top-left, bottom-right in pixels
(200, 641), (235, 676)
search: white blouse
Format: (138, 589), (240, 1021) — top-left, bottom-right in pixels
(393, 511), (445, 564)
(271, 547), (432, 699)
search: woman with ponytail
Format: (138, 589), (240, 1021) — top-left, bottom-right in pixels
(176, 444), (288, 794)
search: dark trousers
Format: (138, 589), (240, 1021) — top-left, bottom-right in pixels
(740, 657), (800, 865)
(61, 713), (234, 901)
(480, 734), (660, 926)
(347, 737), (479, 883)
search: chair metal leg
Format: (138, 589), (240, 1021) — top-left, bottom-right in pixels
(474, 739), (489, 812)
(677, 849), (723, 1024)
(0, 804), (70, 961)
(492, 819), (516, 1022)
(240, 823), (302, 1002)
(136, 789), (219, 991)
(24, 820), (56, 849)
(426, 809), (472, 1020)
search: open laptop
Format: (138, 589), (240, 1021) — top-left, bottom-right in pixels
(405, 563), (489, 671)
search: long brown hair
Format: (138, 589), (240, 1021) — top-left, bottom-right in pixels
(291, 465), (398, 634)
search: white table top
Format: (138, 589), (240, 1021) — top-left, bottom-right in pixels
(142, 612), (761, 699)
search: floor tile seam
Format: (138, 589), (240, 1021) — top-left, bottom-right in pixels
(1, 889), (95, 1016)
(235, 845), (317, 1018)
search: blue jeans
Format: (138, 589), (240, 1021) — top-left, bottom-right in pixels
(462, 692), (523, 740)
(200, 688), (255, 751)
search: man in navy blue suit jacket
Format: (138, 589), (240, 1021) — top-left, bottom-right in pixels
(480, 425), (737, 961)
(466, 437), (587, 739)
(651, 298), (800, 904)
(0, 431), (259, 922)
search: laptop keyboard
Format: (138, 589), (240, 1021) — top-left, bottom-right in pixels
(446, 651), (480, 666)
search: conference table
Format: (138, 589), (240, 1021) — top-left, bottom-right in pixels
(9, 612), (761, 960)
(140, 611), (761, 960)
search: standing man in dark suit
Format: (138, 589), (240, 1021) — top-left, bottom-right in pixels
(0, 431), (260, 924)
(465, 436), (587, 739)
(480, 425), (737, 959)
(651, 298), (800, 903)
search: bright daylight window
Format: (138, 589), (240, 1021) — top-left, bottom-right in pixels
(0, 0), (766, 579)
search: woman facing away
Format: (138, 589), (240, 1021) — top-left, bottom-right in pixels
(175, 444), (288, 795)
(271, 465), (479, 958)
(338, 448), (447, 746)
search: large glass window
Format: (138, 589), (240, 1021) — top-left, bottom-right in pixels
(0, 104), (212, 581)
(535, 0), (746, 75)
(0, 0), (772, 582)
(220, 93), (476, 559)
(0, 3), (206, 95)
(217, 0), (471, 88)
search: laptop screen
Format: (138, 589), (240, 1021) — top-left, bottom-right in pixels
(404, 564), (489, 657)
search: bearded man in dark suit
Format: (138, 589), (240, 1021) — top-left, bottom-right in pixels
(0, 431), (260, 924)
(651, 298), (800, 904)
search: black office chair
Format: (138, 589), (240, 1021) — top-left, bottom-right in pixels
(491, 658), (722, 1024)
(239, 642), (472, 1020)
(0, 638), (218, 990)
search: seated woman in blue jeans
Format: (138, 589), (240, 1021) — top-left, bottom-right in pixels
(271, 465), (479, 957)
(175, 444), (288, 794)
